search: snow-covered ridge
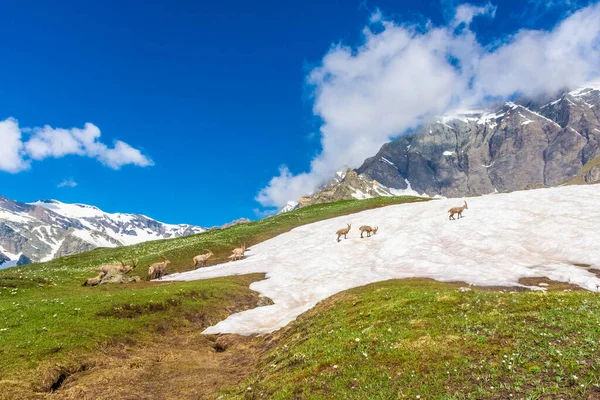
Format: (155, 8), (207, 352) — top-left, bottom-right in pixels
(166, 184), (600, 335)
(29, 200), (205, 246)
(0, 196), (205, 268)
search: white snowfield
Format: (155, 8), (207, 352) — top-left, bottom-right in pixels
(164, 185), (600, 336)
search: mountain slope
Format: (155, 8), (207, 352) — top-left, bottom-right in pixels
(355, 85), (600, 197)
(295, 169), (424, 209)
(167, 184), (600, 335)
(0, 196), (205, 268)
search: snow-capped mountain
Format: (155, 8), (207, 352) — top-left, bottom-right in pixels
(278, 201), (299, 214)
(356, 84), (600, 197)
(0, 197), (205, 269)
(280, 84), (600, 210)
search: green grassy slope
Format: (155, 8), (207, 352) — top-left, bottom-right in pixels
(0, 195), (429, 379)
(227, 279), (600, 399)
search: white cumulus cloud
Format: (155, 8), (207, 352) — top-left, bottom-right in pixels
(0, 118), (29, 173)
(452, 2), (497, 28)
(0, 119), (153, 173)
(257, 2), (600, 209)
(57, 178), (78, 188)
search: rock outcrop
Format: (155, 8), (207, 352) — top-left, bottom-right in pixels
(355, 86), (600, 197)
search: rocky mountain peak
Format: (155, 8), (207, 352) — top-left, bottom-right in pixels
(0, 197), (206, 270)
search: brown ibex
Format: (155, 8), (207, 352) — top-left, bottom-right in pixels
(359, 225), (378, 238)
(336, 223), (351, 242)
(193, 250), (214, 267)
(98, 258), (138, 276)
(229, 244), (246, 262)
(147, 256), (170, 281)
(83, 273), (105, 287)
(448, 201), (468, 220)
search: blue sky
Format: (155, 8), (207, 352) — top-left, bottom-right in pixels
(0, 0), (597, 227)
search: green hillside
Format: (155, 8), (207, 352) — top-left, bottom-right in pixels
(0, 195), (428, 398)
(224, 279), (600, 399)
(2, 193), (599, 399)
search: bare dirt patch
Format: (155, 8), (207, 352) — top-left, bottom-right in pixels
(518, 277), (586, 291)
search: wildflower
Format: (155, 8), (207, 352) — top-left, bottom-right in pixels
(355, 338), (360, 342)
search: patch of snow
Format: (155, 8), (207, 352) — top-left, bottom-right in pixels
(477, 110), (505, 125)
(349, 187), (371, 200)
(380, 157), (397, 169)
(72, 230), (119, 248)
(0, 210), (32, 224)
(165, 185), (600, 335)
(279, 201), (299, 214)
(518, 107), (561, 128)
(40, 237), (66, 262)
(31, 200), (105, 219)
(388, 179), (426, 198)
(0, 245), (22, 270)
(441, 108), (485, 124)
(541, 98), (562, 108)
(335, 170), (347, 180)
(518, 112), (534, 125)
(568, 127), (585, 138)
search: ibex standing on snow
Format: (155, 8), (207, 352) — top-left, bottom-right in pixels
(229, 244), (246, 262)
(359, 225), (378, 238)
(147, 256), (170, 281)
(193, 250), (214, 267)
(448, 201), (468, 220)
(336, 223), (351, 242)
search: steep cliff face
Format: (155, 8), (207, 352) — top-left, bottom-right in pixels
(355, 86), (600, 197)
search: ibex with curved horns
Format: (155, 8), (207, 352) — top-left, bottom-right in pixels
(193, 250), (214, 267)
(448, 201), (468, 220)
(229, 244), (246, 262)
(336, 223), (351, 242)
(147, 255), (170, 281)
(359, 225), (378, 238)
(98, 258), (138, 276)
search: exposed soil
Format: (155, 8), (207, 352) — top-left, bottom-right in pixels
(518, 277), (586, 291)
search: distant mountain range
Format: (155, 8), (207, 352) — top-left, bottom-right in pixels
(281, 84), (600, 212)
(0, 197), (206, 269)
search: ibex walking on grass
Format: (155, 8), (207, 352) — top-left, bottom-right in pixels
(193, 250), (214, 267)
(336, 223), (351, 242)
(448, 201), (468, 220)
(229, 244), (246, 262)
(98, 258), (138, 276)
(147, 256), (170, 281)
(359, 225), (378, 238)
